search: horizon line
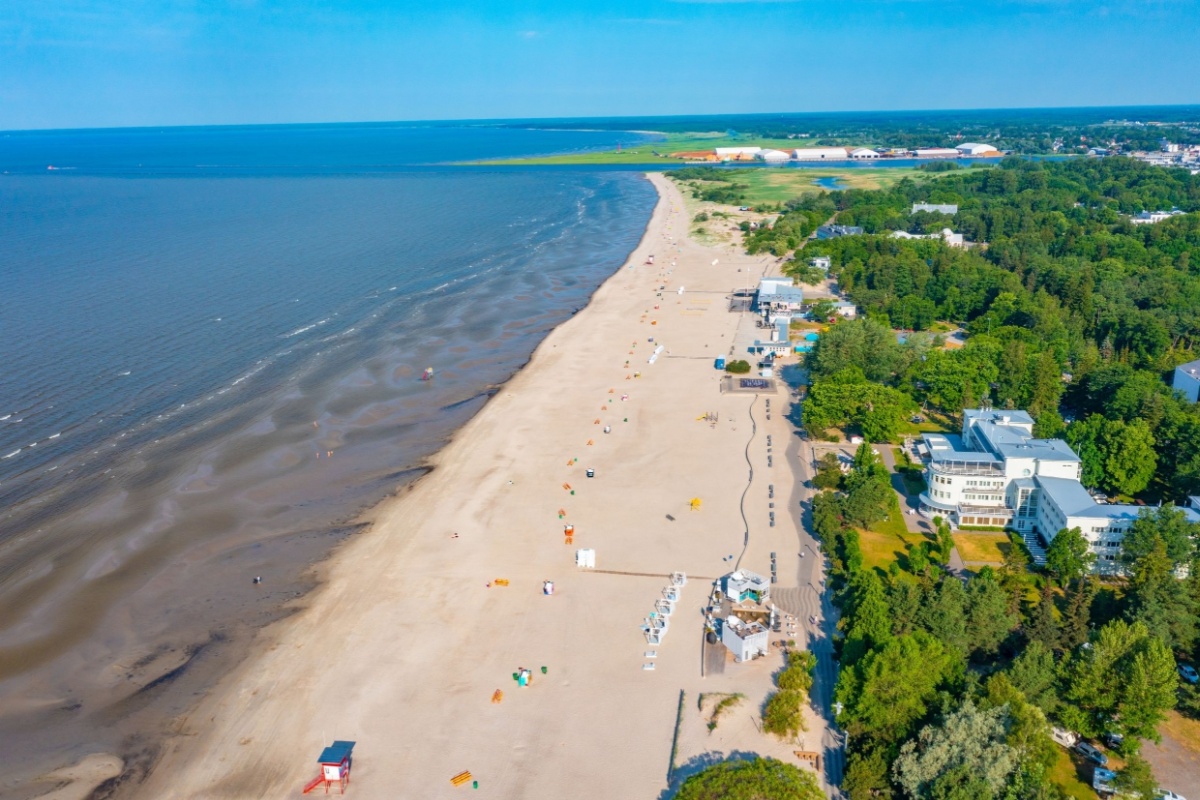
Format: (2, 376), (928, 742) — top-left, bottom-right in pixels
(5, 102), (1200, 136)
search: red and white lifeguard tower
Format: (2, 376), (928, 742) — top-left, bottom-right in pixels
(303, 740), (355, 795)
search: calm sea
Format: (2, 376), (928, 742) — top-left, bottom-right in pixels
(0, 124), (657, 790)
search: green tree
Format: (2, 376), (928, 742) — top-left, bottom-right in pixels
(808, 317), (904, 383)
(1125, 537), (1198, 653)
(918, 578), (971, 657)
(836, 631), (963, 747)
(892, 700), (1018, 799)
(674, 757), (824, 800)
(966, 572), (1020, 659)
(1065, 415), (1157, 496)
(844, 572), (893, 664)
(1045, 528), (1094, 586)
(813, 452), (844, 491)
(1059, 619), (1179, 742)
(1122, 505), (1200, 571)
(1113, 753), (1157, 799)
(1060, 577), (1097, 651)
(1006, 640), (1060, 714)
(1025, 586), (1062, 654)
(843, 748), (896, 800)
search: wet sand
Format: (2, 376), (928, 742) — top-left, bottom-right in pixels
(128, 174), (804, 799)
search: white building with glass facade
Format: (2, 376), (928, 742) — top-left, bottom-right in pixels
(918, 408), (1200, 574)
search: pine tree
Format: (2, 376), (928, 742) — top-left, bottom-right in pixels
(1027, 585), (1062, 653)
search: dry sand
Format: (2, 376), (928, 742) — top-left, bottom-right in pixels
(132, 174), (832, 799)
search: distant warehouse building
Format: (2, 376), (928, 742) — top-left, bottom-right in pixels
(956, 142), (1000, 156)
(793, 147), (850, 161)
(849, 148), (880, 159)
(913, 148), (960, 159)
(715, 147), (762, 162)
(756, 149), (791, 164)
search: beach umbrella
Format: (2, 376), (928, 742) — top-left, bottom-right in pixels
(690, 498), (702, 511)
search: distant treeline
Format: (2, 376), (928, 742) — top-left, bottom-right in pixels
(500, 107), (1200, 154)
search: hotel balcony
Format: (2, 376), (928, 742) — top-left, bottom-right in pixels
(928, 461), (1006, 478)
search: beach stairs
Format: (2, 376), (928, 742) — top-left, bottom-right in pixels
(1020, 530), (1048, 567)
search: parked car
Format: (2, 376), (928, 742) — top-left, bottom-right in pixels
(1179, 664), (1199, 684)
(1102, 732), (1124, 749)
(1074, 741), (1108, 766)
(1157, 790), (1187, 800)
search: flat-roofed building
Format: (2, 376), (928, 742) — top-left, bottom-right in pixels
(1175, 358), (1200, 402)
(913, 148), (960, 159)
(793, 147), (850, 161)
(919, 407), (1200, 574)
(956, 142), (1000, 156)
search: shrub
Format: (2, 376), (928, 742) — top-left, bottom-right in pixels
(725, 360), (752, 374)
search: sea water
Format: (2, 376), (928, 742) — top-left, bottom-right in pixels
(0, 124), (657, 786)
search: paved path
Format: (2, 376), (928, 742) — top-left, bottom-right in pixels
(1143, 725), (1200, 798)
(784, 411), (846, 793)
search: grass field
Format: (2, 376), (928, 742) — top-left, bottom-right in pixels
(1162, 709), (1200, 755)
(733, 167), (914, 206)
(951, 532), (1009, 564)
(857, 500), (930, 572)
(1048, 748), (1097, 800)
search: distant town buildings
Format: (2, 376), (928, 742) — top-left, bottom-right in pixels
(1129, 208), (1186, 224)
(891, 228), (966, 248)
(912, 203), (959, 215)
(672, 143), (1002, 164)
(917, 408), (1200, 574)
(816, 224), (864, 239)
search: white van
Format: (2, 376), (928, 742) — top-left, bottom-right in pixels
(1051, 727), (1079, 748)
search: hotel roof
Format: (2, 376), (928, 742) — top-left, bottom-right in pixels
(1036, 476), (1140, 521)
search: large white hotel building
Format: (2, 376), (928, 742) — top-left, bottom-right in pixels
(918, 409), (1200, 573)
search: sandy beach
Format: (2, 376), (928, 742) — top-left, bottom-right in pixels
(128, 173), (838, 799)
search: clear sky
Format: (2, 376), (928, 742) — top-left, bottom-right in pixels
(2, 0), (1198, 131)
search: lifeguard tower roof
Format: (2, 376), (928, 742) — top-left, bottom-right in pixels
(318, 741), (356, 764)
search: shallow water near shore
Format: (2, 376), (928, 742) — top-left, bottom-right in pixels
(0, 125), (656, 794)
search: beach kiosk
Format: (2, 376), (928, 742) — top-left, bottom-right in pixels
(303, 740), (355, 795)
(722, 570), (770, 604)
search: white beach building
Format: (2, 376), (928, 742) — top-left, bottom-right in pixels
(918, 408), (1200, 574)
(722, 570), (771, 604)
(956, 143), (1000, 156)
(792, 147), (850, 161)
(720, 615), (770, 662)
(756, 277), (805, 313)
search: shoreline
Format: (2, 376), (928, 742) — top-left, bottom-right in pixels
(125, 173), (830, 799)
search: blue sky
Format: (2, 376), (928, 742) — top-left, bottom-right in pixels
(1, 0), (1197, 130)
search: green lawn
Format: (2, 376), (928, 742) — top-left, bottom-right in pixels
(951, 533), (1009, 564)
(1048, 748), (1098, 800)
(857, 525), (932, 573)
(734, 167), (916, 206)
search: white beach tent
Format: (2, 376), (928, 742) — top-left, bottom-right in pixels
(576, 548), (596, 569)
